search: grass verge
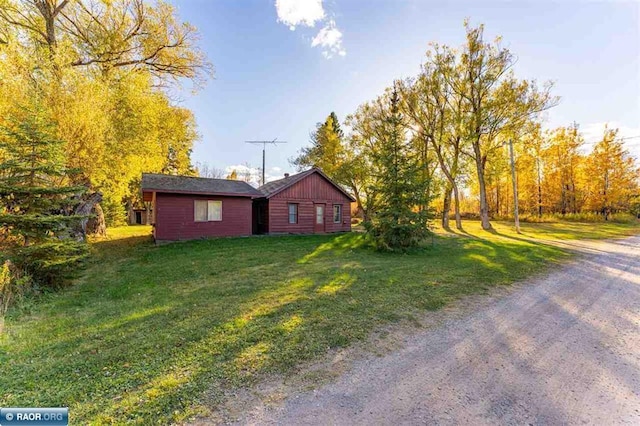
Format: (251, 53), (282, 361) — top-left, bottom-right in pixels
(1, 220), (638, 424)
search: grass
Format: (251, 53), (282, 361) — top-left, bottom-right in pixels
(1, 220), (638, 424)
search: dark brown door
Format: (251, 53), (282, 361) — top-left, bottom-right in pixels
(314, 204), (325, 233)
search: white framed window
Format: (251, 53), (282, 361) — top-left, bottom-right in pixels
(316, 204), (324, 224)
(288, 203), (298, 224)
(333, 204), (342, 223)
(194, 200), (222, 222)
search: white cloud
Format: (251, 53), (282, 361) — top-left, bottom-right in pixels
(311, 20), (346, 58)
(224, 164), (261, 186)
(274, 0), (347, 59)
(224, 165), (291, 186)
(275, 0), (325, 30)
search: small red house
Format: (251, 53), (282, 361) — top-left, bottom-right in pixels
(254, 168), (354, 234)
(142, 168), (354, 241)
(142, 173), (263, 241)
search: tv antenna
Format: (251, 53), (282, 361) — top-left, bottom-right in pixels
(245, 138), (287, 186)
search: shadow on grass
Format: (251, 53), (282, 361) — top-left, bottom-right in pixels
(0, 227), (581, 424)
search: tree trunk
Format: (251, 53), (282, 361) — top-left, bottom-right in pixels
(427, 137), (461, 231)
(452, 183), (462, 230)
(86, 203), (107, 237)
(442, 184), (452, 229)
(603, 170), (609, 221)
(350, 184), (369, 224)
(33, 0), (57, 48)
(72, 192), (103, 241)
(537, 157), (543, 218)
(474, 144), (492, 230)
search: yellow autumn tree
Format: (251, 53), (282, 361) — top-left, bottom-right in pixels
(0, 0), (211, 225)
(541, 124), (585, 215)
(583, 127), (639, 219)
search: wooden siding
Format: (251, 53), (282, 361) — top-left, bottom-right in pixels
(267, 173), (352, 234)
(128, 209), (152, 225)
(272, 172), (352, 201)
(267, 199), (351, 234)
(154, 193), (253, 241)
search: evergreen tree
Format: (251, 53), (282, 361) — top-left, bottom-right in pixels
(328, 112), (344, 138)
(0, 107), (88, 288)
(366, 86), (433, 251)
(292, 112), (346, 178)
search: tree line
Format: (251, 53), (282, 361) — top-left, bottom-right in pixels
(0, 0), (209, 305)
(294, 22), (640, 249)
(0, 0), (209, 225)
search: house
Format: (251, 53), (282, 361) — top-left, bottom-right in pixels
(128, 207), (152, 225)
(127, 200), (153, 225)
(141, 168), (354, 241)
(254, 168), (354, 235)
(141, 173), (263, 241)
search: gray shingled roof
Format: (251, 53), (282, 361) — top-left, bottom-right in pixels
(257, 168), (355, 201)
(141, 173), (263, 197)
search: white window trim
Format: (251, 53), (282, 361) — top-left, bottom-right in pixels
(316, 205), (324, 224)
(194, 200), (222, 222)
(333, 204), (342, 223)
(288, 203), (298, 224)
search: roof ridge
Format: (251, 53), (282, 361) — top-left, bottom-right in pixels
(142, 172), (249, 185)
(141, 173), (263, 197)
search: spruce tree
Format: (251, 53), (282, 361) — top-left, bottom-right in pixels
(328, 112), (344, 138)
(292, 112), (345, 178)
(0, 108), (88, 288)
(366, 86), (433, 251)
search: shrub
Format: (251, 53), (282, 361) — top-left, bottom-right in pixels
(365, 218), (430, 252)
(0, 260), (33, 318)
(13, 241), (88, 289)
(520, 212), (639, 224)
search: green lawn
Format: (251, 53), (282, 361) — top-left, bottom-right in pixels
(1, 220), (638, 424)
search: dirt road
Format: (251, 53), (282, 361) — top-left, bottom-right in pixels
(237, 236), (640, 425)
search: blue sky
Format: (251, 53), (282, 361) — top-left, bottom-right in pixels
(172, 0), (640, 182)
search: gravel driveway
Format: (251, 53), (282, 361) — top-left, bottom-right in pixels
(237, 235), (640, 425)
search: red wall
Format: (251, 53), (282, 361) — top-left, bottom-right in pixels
(268, 173), (352, 234)
(154, 193), (253, 241)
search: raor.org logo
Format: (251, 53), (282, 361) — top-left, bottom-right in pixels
(0, 407), (68, 425)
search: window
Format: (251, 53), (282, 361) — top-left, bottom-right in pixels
(288, 203), (298, 224)
(194, 200), (222, 222)
(316, 204), (324, 224)
(333, 204), (342, 223)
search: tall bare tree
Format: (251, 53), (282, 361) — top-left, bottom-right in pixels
(0, 0), (212, 84)
(453, 22), (558, 230)
(400, 51), (466, 230)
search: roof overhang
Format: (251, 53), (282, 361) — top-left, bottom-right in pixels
(142, 188), (260, 201)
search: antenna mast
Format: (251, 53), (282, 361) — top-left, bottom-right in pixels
(245, 138), (287, 185)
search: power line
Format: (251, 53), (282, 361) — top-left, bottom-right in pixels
(581, 136), (640, 146)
